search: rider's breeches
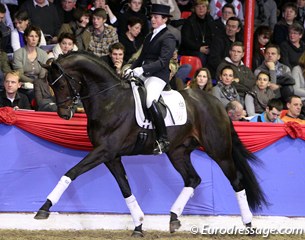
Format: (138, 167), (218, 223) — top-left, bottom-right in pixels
(144, 76), (166, 108)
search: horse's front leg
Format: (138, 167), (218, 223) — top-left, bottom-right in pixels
(166, 147), (201, 233)
(34, 146), (112, 220)
(105, 159), (144, 237)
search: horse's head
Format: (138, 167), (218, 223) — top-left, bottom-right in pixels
(47, 60), (81, 120)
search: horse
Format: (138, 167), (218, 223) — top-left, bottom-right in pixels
(34, 51), (267, 236)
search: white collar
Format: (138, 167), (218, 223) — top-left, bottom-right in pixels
(33, 0), (49, 7)
(151, 24), (166, 40)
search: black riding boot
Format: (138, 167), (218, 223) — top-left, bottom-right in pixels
(149, 100), (170, 155)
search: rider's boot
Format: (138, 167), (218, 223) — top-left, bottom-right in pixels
(149, 100), (170, 155)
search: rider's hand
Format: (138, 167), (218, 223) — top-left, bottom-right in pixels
(133, 67), (144, 77)
(124, 68), (133, 78)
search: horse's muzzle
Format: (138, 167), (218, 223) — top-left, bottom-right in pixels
(58, 107), (75, 120)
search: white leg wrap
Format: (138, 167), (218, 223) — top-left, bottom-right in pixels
(235, 189), (253, 225)
(125, 194), (144, 227)
(170, 187), (194, 217)
(47, 176), (72, 205)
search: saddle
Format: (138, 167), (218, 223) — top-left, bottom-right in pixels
(129, 77), (187, 129)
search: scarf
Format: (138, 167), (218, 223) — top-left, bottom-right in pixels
(218, 81), (238, 101)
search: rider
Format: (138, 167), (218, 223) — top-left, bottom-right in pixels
(126, 4), (176, 154)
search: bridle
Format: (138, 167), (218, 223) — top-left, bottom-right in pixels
(50, 61), (121, 109)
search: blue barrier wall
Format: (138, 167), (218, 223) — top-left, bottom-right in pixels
(1, 124), (305, 216)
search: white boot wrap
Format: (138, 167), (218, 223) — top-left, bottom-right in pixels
(47, 176), (72, 205)
(170, 187), (194, 217)
(125, 194), (144, 227)
(235, 189), (253, 225)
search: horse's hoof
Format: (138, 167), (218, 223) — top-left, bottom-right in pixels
(169, 220), (181, 233)
(131, 230), (144, 238)
(34, 210), (50, 220)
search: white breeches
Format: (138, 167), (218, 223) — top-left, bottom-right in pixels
(144, 76), (166, 108)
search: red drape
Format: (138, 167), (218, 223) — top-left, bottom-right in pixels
(0, 107), (305, 153)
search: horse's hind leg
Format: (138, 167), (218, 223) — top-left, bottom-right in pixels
(166, 147), (201, 233)
(105, 159), (144, 237)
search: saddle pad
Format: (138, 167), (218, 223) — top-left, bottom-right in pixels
(131, 82), (187, 129)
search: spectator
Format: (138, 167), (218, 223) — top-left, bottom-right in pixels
(57, 0), (77, 25)
(273, 2), (298, 46)
(58, 7), (91, 51)
(250, 98), (284, 123)
(207, 16), (242, 79)
(216, 41), (255, 104)
(118, 16), (143, 62)
(209, 0), (244, 21)
(89, 0), (118, 27)
(0, 31), (12, 90)
(254, 44), (294, 103)
(12, 25), (49, 102)
(292, 51), (305, 103)
(245, 71), (275, 117)
(187, 67), (213, 93)
(48, 32), (78, 60)
(34, 75), (57, 112)
(212, 65), (240, 107)
(252, 25), (272, 70)
(0, 71), (31, 110)
(88, 8), (118, 57)
(280, 22), (305, 70)
(0, 3), (12, 53)
(101, 42), (126, 75)
(226, 100), (248, 121)
(281, 95), (305, 124)
(11, 10), (47, 52)
(20, 0), (61, 43)
(169, 59), (185, 90)
(296, 0), (305, 25)
(254, 0), (277, 30)
(213, 3), (235, 38)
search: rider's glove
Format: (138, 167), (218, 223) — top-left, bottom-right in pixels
(133, 67), (144, 78)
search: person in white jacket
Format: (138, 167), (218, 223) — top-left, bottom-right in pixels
(48, 32), (78, 60)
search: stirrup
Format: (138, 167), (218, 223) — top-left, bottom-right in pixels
(153, 140), (170, 155)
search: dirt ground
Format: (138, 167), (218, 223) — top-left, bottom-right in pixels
(0, 229), (304, 240)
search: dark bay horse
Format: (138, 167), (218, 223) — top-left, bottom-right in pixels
(34, 52), (267, 236)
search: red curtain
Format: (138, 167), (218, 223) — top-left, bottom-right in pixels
(0, 107), (304, 153)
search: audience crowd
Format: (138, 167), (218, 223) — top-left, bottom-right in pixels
(1, 0), (305, 124)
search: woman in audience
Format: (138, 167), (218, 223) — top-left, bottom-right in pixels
(12, 25), (49, 102)
(48, 32), (78, 60)
(292, 51), (305, 102)
(245, 71), (275, 117)
(119, 16), (143, 62)
(212, 66), (240, 107)
(58, 8), (91, 51)
(188, 67), (213, 93)
(11, 10), (46, 52)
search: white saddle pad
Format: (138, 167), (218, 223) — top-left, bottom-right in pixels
(131, 82), (187, 129)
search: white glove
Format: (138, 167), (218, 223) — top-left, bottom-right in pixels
(133, 67), (144, 78)
(124, 68), (133, 78)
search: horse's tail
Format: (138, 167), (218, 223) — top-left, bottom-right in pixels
(230, 122), (268, 211)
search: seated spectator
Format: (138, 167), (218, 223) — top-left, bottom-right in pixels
(252, 25), (272, 70)
(88, 8), (118, 57)
(292, 51), (305, 103)
(57, 0), (77, 25)
(48, 32), (78, 60)
(118, 16), (143, 62)
(209, 0), (244, 21)
(12, 25), (49, 102)
(101, 42), (126, 75)
(117, 0), (149, 40)
(216, 41), (255, 105)
(0, 32), (12, 90)
(58, 7), (91, 51)
(281, 95), (305, 124)
(89, 0), (118, 27)
(213, 3), (235, 38)
(11, 10), (47, 52)
(171, 48), (191, 84)
(169, 59), (185, 91)
(212, 66), (240, 107)
(187, 67), (213, 93)
(250, 98), (283, 123)
(20, 0), (61, 44)
(296, 0), (305, 25)
(254, 0), (277, 29)
(226, 100), (248, 121)
(207, 16), (242, 79)
(179, 0), (214, 66)
(245, 71), (275, 117)
(280, 22), (305, 70)
(254, 44), (294, 103)
(0, 71), (31, 110)
(0, 3), (12, 53)
(0, 2), (13, 31)
(273, 2), (298, 46)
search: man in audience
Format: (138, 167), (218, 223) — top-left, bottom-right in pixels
(101, 42), (126, 76)
(0, 3), (12, 53)
(226, 100), (248, 121)
(0, 71), (31, 110)
(216, 41), (255, 105)
(281, 95), (305, 124)
(250, 98), (283, 123)
(57, 0), (77, 25)
(88, 8), (118, 57)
